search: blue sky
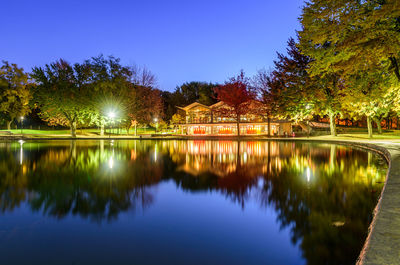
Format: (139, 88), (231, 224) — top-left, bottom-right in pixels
(1, 0), (304, 91)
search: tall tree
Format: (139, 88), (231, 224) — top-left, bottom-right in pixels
(31, 59), (94, 137)
(0, 61), (32, 130)
(299, 0), (400, 137)
(213, 70), (255, 136)
(127, 85), (164, 135)
(130, 65), (158, 88)
(83, 55), (132, 135)
(175, 81), (218, 106)
(265, 38), (314, 134)
(342, 68), (394, 137)
(253, 69), (274, 136)
(299, 0), (400, 81)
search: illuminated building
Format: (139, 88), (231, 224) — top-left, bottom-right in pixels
(176, 101), (292, 135)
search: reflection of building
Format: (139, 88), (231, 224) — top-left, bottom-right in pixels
(176, 102), (292, 135)
(169, 140), (284, 177)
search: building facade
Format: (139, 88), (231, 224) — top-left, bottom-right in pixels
(176, 102), (292, 135)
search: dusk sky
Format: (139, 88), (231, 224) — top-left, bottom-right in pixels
(2, 0), (304, 91)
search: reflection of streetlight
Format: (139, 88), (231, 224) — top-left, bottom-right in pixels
(19, 140), (24, 165)
(154, 118), (158, 134)
(306, 167), (311, 182)
(20, 116), (24, 135)
(108, 156), (114, 169)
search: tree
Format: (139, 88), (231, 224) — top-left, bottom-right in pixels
(175, 81), (218, 106)
(31, 59), (94, 137)
(162, 82), (218, 122)
(170, 113), (185, 133)
(83, 55), (133, 136)
(130, 64), (158, 88)
(253, 69), (274, 136)
(299, 0), (400, 137)
(0, 61), (32, 130)
(213, 70), (255, 136)
(299, 0), (400, 82)
(263, 39), (315, 134)
(342, 68), (394, 138)
(127, 85), (164, 135)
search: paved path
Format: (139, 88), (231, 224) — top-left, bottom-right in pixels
(358, 142), (400, 265)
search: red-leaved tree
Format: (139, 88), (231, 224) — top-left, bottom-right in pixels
(213, 70), (256, 136)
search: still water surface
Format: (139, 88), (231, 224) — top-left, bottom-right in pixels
(0, 140), (387, 265)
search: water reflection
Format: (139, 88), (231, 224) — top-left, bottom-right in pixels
(0, 140), (387, 265)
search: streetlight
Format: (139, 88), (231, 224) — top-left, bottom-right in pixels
(108, 111), (116, 138)
(20, 116), (24, 135)
(154, 118), (158, 134)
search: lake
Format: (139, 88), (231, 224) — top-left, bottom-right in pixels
(0, 140), (387, 265)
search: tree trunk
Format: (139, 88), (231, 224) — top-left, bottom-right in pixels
(100, 123), (105, 136)
(267, 116), (271, 137)
(374, 118), (382, 134)
(6, 120), (12, 130)
(367, 116), (373, 138)
(135, 124), (137, 136)
(70, 120), (77, 138)
(329, 112), (337, 136)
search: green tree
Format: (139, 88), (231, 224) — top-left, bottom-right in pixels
(342, 69), (394, 137)
(83, 55), (133, 136)
(299, 0), (400, 81)
(263, 39), (315, 134)
(299, 0), (400, 137)
(31, 59), (94, 137)
(162, 82), (218, 122)
(175, 81), (218, 106)
(0, 61), (32, 129)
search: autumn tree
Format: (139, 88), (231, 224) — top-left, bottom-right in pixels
(31, 59), (94, 137)
(127, 85), (164, 135)
(0, 61), (32, 130)
(213, 70), (255, 136)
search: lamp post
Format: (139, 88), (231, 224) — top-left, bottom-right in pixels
(154, 118), (158, 134)
(20, 116), (24, 135)
(108, 111), (116, 138)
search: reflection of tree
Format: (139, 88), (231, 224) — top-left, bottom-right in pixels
(0, 141), (176, 222)
(258, 144), (385, 265)
(0, 140), (387, 264)
(165, 141), (386, 264)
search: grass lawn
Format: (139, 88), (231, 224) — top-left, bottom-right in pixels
(0, 128), (157, 137)
(303, 129), (400, 142)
